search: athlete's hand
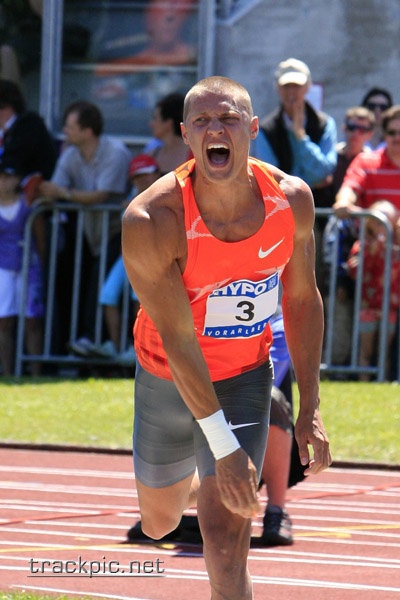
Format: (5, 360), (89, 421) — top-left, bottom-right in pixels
(215, 448), (260, 518)
(295, 408), (332, 475)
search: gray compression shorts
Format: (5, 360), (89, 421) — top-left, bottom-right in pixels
(133, 360), (273, 488)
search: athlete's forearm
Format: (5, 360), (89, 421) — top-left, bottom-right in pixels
(282, 291), (323, 411)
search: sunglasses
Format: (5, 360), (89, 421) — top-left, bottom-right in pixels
(366, 102), (390, 111)
(385, 129), (400, 137)
(345, 121), (372, 133)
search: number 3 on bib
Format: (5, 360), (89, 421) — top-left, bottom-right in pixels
(203, 272), (279, 339)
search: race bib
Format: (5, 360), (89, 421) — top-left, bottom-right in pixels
(203, 272), (279, 339)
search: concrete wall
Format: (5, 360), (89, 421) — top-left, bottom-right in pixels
(215, 0), (400, 138)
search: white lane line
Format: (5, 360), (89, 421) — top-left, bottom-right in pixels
(0, 465), (133, 479)
(0, 499), (136, 510)
(0, 528), (125, 541)
(0, 482), (135, 497)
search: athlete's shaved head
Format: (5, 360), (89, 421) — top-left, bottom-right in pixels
(183, 76), (254, 122)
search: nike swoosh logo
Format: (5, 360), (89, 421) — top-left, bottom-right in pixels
(228, 421), (260, 431)
(258, 238), (284, 259)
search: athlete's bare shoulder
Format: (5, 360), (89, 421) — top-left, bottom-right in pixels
(125, 172), (184, 221)
(265, 163), (315, 234)
(122, 171), (187, 267)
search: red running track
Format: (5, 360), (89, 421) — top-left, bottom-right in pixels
(0, 447), (400, 599)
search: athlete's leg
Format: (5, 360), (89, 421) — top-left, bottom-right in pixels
(136, 472), (199, 539)
(262, 383), (292, 508)
(198, 476), (253, 600)
(133, 363), (199, 538)
(194, 362), (273, 599)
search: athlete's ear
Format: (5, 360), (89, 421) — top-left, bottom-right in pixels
(250, 116), (259, 140)
(181, 122), (189, 145)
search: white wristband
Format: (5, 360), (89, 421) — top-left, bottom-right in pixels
(197, 409), (240, 460)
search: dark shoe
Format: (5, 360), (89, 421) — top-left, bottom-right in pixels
(126, 520), (182, 543)
(259, 505), (293, 546)
(178, 515), (202, 544)
(126, 516), (202, 544)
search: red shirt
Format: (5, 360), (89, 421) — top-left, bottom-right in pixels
(134, 158), (295, 381)
(342, 148), (400, 209)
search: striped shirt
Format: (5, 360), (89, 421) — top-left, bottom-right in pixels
(342, 148), (400, 209)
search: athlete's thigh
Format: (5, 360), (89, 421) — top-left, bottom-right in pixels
(133, 363), (197, 488)
(194, 360), (273, 481)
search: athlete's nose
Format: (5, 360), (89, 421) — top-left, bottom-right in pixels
(207, 117), (224, 135)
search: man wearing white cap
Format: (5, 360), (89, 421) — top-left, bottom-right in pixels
(254, 58), (337, 208)
(253, 58), (337, 541)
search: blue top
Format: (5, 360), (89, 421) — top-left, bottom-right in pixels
(269, 313), (291, 387)
(252, 113), (337, 187)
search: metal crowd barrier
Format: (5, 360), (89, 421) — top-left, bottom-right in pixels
(316, 208), (399, 382)
(14, 203), (400, 381)
(15, 201), (133, 377)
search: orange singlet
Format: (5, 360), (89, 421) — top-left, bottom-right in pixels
(134, 157), (295, 381)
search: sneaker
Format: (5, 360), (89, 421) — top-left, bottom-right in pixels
(117, 345), (136, 366)
(90, 340), (117, 358)
(126, 520), (182, 543)
(69, 337), (97, 357)
(126, 516), (202, 544)
(259, 505), (293, 546)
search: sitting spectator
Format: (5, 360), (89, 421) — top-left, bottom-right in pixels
(147, 92), (192, 174)
(71, 154), (161, 364)
(346, 200), (400, 381)
(0, 79), (57, 181)
(322, 106), (375, 365)
(361, 87), (393, 151)
(0, 156), (45, 376)
(39, 100), (131, 352)
(334, 105), (400, 217)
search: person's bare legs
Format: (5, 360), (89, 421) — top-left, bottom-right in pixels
(0, 316), (15, 375)
(197, 475), (253, 600)
(25, 317), (43, 376)
(262, 425), (292, 508)
(136, 471), (199, 539)
(104, 305), (121, 350)
(358, 330), (375, 381)
(0, 45), (21, 84)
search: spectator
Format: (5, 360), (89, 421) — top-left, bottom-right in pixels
(331, 106), (375, 196)
(254, 308), (305, 547)
(346, 200), (400, 381)
(253, 57), (337, 291)
(361, 87), (393, 151)
(334, 105), (400, 216)
(0, 79), (57, 181)
(147, 92), (192, 174)
(322, 106), (375, 366)
(75, 154), (161, 364)
(39, 100), (131, 352)
(0, 155), (45, 376)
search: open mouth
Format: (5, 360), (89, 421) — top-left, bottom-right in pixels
(206, 144), (230, 166)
